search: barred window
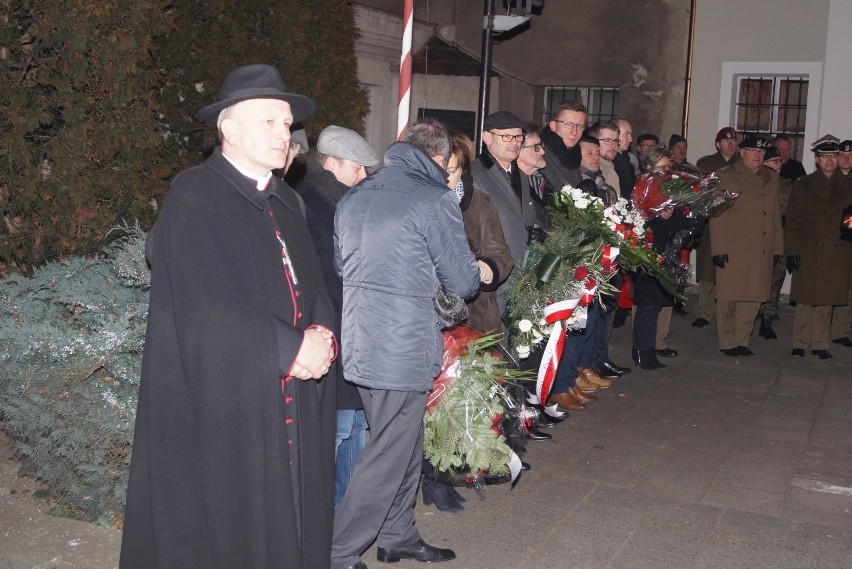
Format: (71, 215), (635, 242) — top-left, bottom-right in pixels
(735, 75), (808, 160)
(542, 86), (619, 127)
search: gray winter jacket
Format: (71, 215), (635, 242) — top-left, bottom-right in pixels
(334, 142), (480, 391)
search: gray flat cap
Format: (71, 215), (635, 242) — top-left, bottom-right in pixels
(291, 127), (309, 155)
(317, 126), (379, 167)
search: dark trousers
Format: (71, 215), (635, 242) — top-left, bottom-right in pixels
(551, 301), (600, 393)
(592, 273), (621, 364)
(331, 388), (427, 569)
(632, 304), (662, 351)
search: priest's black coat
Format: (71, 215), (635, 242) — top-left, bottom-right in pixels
(120, 148), (336, 569)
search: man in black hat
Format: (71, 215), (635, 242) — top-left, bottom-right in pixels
(668, 134), (692, 167)
(120, 64), (337, 569)
(710, 135), (783, 357)
(472, 111), (536, 315)
(786, 135), (852, 358)
(636, 133), (659, 158)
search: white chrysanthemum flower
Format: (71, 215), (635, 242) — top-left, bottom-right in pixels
(518, 319), (533, 333)
(606, 220), (617, 231)
(574, 196), (590, 209)
(516, 345), (531, 359)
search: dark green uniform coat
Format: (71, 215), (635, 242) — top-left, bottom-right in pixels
(785, 170), (852, 305)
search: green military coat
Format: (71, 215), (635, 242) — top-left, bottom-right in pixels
(785, 170), (852, 305)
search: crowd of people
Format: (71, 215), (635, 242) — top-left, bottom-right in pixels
(119, 64), (852, 569)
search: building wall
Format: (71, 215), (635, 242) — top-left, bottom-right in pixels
(355, 1), (691, 147)
(688, 0), (830, 163)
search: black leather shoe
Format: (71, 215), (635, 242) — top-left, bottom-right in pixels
(720, 348), (740, 357)
(606, 359), (631, 374)
(791, 348), (805, 357)
(344, 562), (368, 569)
(737, 346), (754, 356)
(377, 539), (456, 563)
(833, 337), (852, 347)
(536, 413), (560, 428)
(758, 316), (777, 339)
(526, 428), (552, 441)
(655, 348), (678, 358)
(421, 480), (463, 513)
(632, 349), (665, 370)
(594, 361), (621, 380)
(812, 350), (833, 360)
(692, 318), (709, 328)
(521, 461), (531, 471)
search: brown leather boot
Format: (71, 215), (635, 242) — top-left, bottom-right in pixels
(569, 385), (597, 403)
(547, 391), (586, 411)
(575, 370), (602, 393)
(579, 367), (613, 389)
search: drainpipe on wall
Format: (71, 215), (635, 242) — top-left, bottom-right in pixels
(682, 0), (697, 138)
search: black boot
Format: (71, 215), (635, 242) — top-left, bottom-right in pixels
(758, 315), (777, 339)
(631, 348), (666, 370)
(421, 479), (463, 513)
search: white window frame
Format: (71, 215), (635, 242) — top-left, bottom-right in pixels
(719, 61), (822, 160)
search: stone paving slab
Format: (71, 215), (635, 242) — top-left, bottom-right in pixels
(2, 294), (852, 568)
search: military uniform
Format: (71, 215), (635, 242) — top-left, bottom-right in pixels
(786, 161), (852, 353)
(711, 138), (783, 352)
(694, 142), (741, 324)
(829, 139), (852, 345)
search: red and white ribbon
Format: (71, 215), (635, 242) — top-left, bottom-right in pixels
(602, 245), (620, 274)
(397, 0), (414, 140)
(535, 297), (579, 406)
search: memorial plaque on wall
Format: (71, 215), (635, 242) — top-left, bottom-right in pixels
(417, 108), (477, 140)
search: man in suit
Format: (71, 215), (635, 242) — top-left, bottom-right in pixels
(472, 111), (538, 314)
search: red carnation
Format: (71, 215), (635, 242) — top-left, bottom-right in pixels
(574, 266), (589, 281)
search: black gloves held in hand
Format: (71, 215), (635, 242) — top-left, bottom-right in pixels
(711, 254), (729, 269)
(786, 255), (801, 272)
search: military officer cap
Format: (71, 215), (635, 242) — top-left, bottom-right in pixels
(763, 147), (781, 161)
(839, 139), (852, 152)
(811, 134), (840, 154)
(715, 127), (737, 142)
(738, 135), (769, 149)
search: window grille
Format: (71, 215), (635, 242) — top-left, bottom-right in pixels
(735, 75), (808, 160)
(542, 86), (619, 127)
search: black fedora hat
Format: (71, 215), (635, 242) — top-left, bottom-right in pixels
(198, 64), (315, 124)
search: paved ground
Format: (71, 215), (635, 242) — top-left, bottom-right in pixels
(2, 294), (851, 568)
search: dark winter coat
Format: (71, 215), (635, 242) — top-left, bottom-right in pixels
(334, 142), (480, 391)
(301, 163), (363, 410)
(121, 147), (336, 569)
(459, 174), (515, 335)
(786, 170), (852, 305)
(539, 125), (583, 191)
(633, 212), (703, 306)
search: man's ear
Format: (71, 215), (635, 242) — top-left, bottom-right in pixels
(220, 118), (239, 146)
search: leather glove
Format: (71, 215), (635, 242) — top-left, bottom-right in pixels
(526, 224), (547, 244)
(711, 254), (728, 269)
(786, 255), (801, 272)
(576, 179), (599, 196)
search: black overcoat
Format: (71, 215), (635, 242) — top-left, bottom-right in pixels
(120, 147), (336, 569)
